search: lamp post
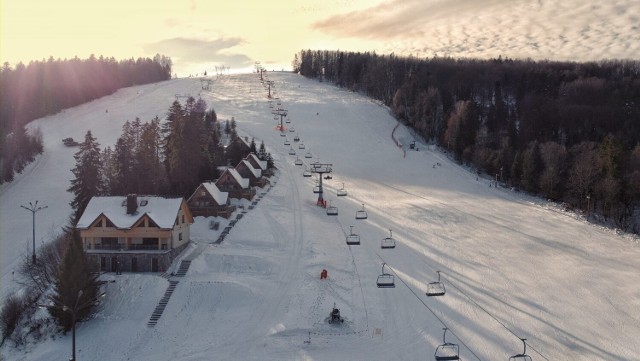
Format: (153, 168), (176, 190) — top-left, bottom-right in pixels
(39, 290), (106, 361)
(20, 201), (47, 264)
(586, 194), (591, 217)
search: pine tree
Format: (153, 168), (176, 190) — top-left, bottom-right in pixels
(48, 231), (101, 332)
(68, 131), (104, 224)
(250, 137), (257, 154)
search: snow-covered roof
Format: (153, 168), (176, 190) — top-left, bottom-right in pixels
(77, 196), (185, 229)
(246, 153), (268, 170)
(226, 168), (250, 188)
(239, 160), (261, 178)
(201, 182), (228, 205)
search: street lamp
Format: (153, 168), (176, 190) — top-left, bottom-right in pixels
(39, 290), (106, 361)
(586, 194), (591, 216)
(20, 200), (47, 264)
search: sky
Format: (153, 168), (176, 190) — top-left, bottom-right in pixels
(1, 0), (639, 76)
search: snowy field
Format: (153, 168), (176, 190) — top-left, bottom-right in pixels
(1, 72), (640, 360)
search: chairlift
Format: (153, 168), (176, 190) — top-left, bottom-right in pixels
(285, 119), (291, 124)
(346, 225), (360, 245)
(313, 182), (321, 193)
(295, 157), (303, 166)
(434, 328), (459, 361)
(294, 135), (300, 142)
(288, 148), (296, 155)
(337, 183), (347, 197)
(326, 201), (338, 216)
(324, 174), (332, 180)
(299, 143), (305, 149)
(303, 169), (312, 177)
(426, 271), (445, 297)
(381, 229), (396, 249)
(280, 132), (286, 137)
(509, 339), (533, 361)
(376, 263), (395, 288)
(289, 127), (295, 132)
(284, 139), (290, 146)
(355, 204), (368, 220)
(305, 151), (312, 159)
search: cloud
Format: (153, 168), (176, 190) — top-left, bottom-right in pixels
(312, 0), (640, 62)
(142, 37), (253, 68)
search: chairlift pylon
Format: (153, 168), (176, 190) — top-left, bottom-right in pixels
(426, 271), (445, 297)
(346, 225), (360, 245)
(381, 229), (396, 249)
(355, 204), (368, 220)
(376, 262), (395, 288)
(509, 338), (532, 361)
(434, 328), (459, 361)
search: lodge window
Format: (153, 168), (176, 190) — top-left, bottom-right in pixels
(179, 233), (182, 241)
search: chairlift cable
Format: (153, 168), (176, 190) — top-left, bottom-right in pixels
(371, 252), (483, 361)
(439, 272), (550, 361)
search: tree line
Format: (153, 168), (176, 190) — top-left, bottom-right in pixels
(68, 97), (271, 223)
(294, 50), (640, 232)
(0, 54), (173, 183)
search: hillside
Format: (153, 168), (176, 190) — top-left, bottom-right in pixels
(1, 72), (639, 361)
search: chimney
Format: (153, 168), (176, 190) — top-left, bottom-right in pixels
(126, 194), (138, 214)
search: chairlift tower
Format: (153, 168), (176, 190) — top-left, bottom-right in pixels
(272, 108), (288, 132)
(266, 80), (274, 98)
(311, 163), (332, 206)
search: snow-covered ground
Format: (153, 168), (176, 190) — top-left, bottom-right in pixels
(2, 72), (640, 360)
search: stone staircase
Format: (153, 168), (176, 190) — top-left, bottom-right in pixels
(174, 260), (192, 277)
(147, 280), (179, 328)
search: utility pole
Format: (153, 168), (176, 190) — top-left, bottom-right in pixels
(20, 200), (47, 264)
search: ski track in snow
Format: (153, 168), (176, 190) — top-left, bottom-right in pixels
(2, 72), (640, 361)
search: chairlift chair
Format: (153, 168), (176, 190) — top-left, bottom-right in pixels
(324, 174), (332, 180)
(305, 151), (313, 159)
(303, 167), (312, 177)
(376, 263), (395, 288)
(294, 135), (300, 142)
(426, 271), (446, 297)
(326, 201), (338, 216)
(280, 132), (286, 137)
(285, 119), (291, 124)
(346, 225), (360, 245)
(381, 229), (396, 249)
(434, 328), (459, 361)
(313, 182), (321, 193)
(355, 204), (368, 220)
(337, 183), (347, 197)
(288, 148), (296, 155)
(295, 157), (303, 166)
(284, 139), (290, 146)
(289, 127), (295, 132)
(299, 143), (305, 149)
(509, 339), (533, 361)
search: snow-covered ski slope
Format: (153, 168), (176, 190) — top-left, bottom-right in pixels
(2, 72), (639, 360)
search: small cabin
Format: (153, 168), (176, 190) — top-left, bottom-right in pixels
(215, 167), (255, 200)
(187, 182), (235, 218)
